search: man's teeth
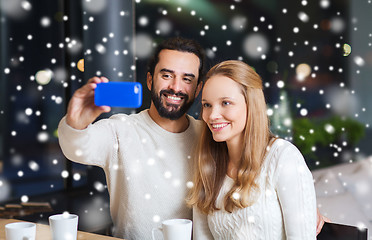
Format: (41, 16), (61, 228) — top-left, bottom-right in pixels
(212, 123), (228, 129)
(167, 95), (181, 100)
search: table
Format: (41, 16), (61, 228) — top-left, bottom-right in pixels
(0, 218), (124, 240)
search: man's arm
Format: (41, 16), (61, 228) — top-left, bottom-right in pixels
(57, 76), (114, 167)
(316, 208), (331, 235)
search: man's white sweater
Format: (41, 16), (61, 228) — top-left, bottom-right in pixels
(58, 110), (201, 240)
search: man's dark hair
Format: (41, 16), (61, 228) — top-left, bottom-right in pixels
(147, 37), (206, 84)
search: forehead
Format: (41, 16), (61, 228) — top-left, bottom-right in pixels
(203, 75), (243, 98)
(155, 49), (200, 76)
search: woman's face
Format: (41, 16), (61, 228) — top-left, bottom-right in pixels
(202, 75), (247, 146)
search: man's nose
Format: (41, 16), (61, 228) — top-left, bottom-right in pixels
(168, 78), (183, 93)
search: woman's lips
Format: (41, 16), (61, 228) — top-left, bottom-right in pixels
(211, 123), (229, 131)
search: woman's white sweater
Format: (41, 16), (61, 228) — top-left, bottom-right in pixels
(193, 139), (317, 240)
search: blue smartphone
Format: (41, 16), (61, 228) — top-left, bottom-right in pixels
(94, 82), (142, 108)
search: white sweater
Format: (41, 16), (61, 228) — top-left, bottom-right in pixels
(193, 139), (317, 240)
(58, 110), (201, 240)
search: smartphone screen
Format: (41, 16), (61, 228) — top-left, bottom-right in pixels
(94, 82), (142, 108)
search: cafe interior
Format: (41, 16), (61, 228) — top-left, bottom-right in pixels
(0, 0), (371, 239)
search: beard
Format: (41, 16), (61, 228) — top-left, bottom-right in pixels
(150, 85), (194, 120)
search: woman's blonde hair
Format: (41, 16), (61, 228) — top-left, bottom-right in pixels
(187, 60), (274, 214)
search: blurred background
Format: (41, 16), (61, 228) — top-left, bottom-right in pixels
(0, 0), (371, 235)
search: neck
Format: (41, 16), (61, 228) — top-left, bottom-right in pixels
(148, 104), (189, 133)
(226, 139), (244, 179)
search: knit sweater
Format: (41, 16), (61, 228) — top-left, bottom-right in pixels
(193, 139), (317, 240)
(58, 110), (202, 240)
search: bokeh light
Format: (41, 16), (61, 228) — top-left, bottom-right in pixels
(21, 195), (29, 203)
(326, 87), (359, 116)
(95, 43), (106, 54)
(94, 181), (105, 192)
(320, 0), (331, 9)
(354, 56), (365, 66)
(40, 16), (51, 27)
(343, 44), (352, 56)
(0, 0), (31, 19)
(330, 17), (345, 34)
(37, 132), (49, 143)
(243, 33), (269, 59)
(77, 59), (84, 72)
(28, 160), (40, 171)
(0, 178), (11, 202)
(21, 1), (31, 11)
(156, 19), (172, 35)
(298, 12), (309, 23)
(73, 173), (81, 181)
(82, 0), (107, 14)
(53, 67), (68, 83)
(61, 170), (69, 178)
(35, 69), (53, 85)
(138, 16), (149, 27)
(296, 63), (312, 81)
(133, 33), (153, 59)
(230, 15), (248, 31)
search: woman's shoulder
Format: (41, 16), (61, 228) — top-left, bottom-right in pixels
(270, 138), (301, 155)
(265, 138), (304, 167)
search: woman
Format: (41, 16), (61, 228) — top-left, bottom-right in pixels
(187, 60), (317, 239)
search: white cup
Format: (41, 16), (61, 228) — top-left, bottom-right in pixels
(49, 213), (79, 240)
(152, 219), (192, 240)
(5, 222), (36, 240)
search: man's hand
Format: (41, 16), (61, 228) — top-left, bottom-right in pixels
(316, 208), (331, 235)
(66, 76), (111, 130)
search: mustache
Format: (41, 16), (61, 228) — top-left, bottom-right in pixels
(160, 89), (188, 99)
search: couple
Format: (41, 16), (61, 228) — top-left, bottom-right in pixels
(58, 37), (324, 239)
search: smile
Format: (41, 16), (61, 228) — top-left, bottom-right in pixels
(211, 123), (229, 130)
(167, 95), (182, 101)
(163, 93), (184, 105)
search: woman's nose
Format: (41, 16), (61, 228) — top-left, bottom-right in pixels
(208, 106), (222, 120)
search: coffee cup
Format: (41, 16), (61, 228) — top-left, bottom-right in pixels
(151, 219), (192, 240)
(5, 222), (36, 240)
(49, 213), (79, 240)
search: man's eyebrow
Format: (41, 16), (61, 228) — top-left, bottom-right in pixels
(184, 73), (196, 79)
(160, 68), (174, 74)
(160, 68), (196, 79)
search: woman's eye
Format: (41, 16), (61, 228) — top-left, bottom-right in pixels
(222, 101), (231, 106)
(202, 103), (211, 108)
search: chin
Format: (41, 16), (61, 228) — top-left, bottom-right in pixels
(212, 136), (226, 142)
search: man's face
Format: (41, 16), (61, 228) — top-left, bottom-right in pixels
(147, 49), (201, 120)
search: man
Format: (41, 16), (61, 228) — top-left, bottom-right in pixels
(58, 37), (204, 239)
(58, 37), (326, 239)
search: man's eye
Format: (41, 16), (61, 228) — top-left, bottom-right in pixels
(163, 74), (172, 79)
(184, 78), (192, 82)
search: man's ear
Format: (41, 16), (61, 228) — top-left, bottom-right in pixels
(146, 72), (152, 91)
